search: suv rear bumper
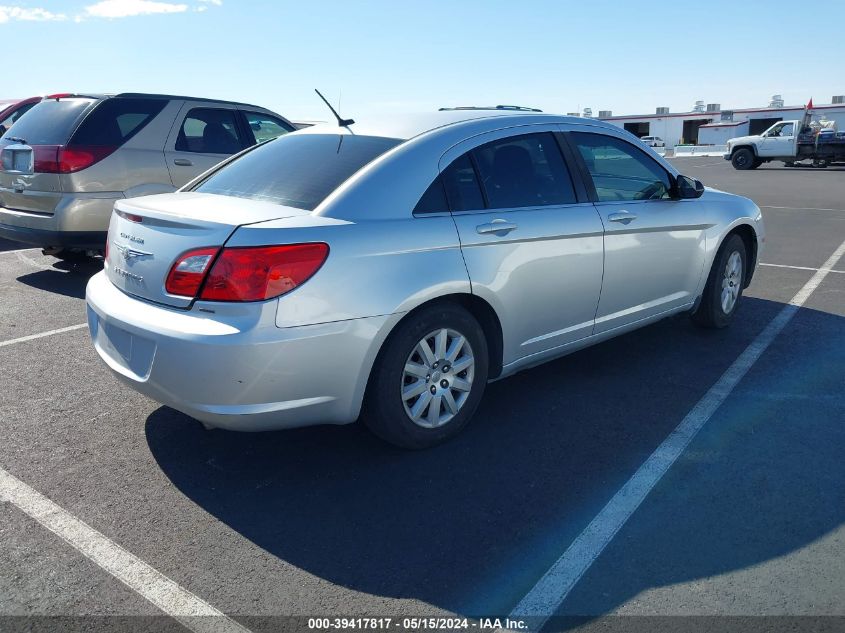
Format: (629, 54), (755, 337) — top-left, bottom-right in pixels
(0, 193), (120, 249)
(0, 222), (105, 249)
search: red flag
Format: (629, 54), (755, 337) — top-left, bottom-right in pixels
(807, 98), (814, 109)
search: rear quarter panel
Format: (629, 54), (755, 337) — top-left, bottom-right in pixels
(225, 213), (471, 328)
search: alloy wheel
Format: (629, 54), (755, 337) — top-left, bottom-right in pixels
(401, 328), (475, 428)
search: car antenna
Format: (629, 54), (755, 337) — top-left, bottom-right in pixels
(315, 89), (355, 127)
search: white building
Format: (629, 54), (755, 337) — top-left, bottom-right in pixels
(597, 96), (845, 148)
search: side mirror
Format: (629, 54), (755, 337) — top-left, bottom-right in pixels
(0, 125), (6, 137)
(676, 175), (705, 199)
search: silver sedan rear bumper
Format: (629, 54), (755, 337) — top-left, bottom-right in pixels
(86, 271), (389, 431)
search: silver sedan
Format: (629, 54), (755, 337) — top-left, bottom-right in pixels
(86, 109), (765, 448)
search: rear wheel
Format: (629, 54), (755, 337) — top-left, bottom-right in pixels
(731, 148), (756, 170)
(363, 304), (489, 449)
(692, 234), (747, 329)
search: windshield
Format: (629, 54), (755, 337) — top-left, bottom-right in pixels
(1, 98), (96, 145)
(193, 133), (403, 210)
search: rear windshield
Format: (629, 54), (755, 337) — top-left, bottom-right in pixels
(1, 98), (95, 145)
(70, 97), (167, 146)
(193, 133), (403, 210)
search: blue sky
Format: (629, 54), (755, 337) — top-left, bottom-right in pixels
(4, 0), (845, 121)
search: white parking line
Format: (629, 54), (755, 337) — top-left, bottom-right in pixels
(0, 466), (251, 633)
(0, 324), (88, 348)
(510, 237), (845, 630)
(760, 262), (845, 274)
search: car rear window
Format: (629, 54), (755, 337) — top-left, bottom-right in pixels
(193, 133), (402, 210)
(1, 98), (95, 145)
(70, 98), (167, 146)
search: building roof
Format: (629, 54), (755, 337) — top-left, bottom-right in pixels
(599, 102), (845, 122)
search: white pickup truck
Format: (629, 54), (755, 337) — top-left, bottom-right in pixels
(724, 118), (845, 170)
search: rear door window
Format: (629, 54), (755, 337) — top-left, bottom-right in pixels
(70, 98), (167, 146)
(442, 154), (485, 212)
(1, 98), (95, 145)
(242, 111), (294, 144)
(472, 132), (577, 209)
(570, 132), (671, 202)
(176, 108), (244, 154)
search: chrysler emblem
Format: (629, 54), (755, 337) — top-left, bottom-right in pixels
(115, 243), (153, 260)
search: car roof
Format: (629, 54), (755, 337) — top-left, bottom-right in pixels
(44, 92), (274, 110)
(298, 110), (618, 141)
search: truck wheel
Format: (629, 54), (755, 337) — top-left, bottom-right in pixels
(731, 148), (755, 170)
(692, 234), (747, 329)
(784, 161), (796, 168)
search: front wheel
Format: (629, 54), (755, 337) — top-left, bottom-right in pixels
(692, 234), (747, 329)
(731, 148), (756, 170)
(362, 304), (489, 449)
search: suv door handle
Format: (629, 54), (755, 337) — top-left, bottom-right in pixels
(476, 219), (517, 236)
(173, 158), (193, 166)
(607, 211), (637, 224)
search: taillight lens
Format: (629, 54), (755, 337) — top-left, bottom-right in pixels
(165, 243), (329, 302)
(165, 247), (220, 297)
(200, 243), (329, 302)
(30, 144), (117, 173)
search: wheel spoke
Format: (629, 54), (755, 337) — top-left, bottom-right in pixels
(435, 329), (448, 359)
(410, 390), (433, 420)
(402, 380), (428, 400)
(404, 362), (428, 379)
(416, 339), (436, 367)
(427, 394), (442, 427)
(442, 390), (458, 414)
(451, 377), (472, 392)
(445, 335), (465, 362)
(451, 356), (473, 374)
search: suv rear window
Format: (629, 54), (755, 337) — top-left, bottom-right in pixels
(193, 133), (402, 210)
(70, 98), (167, 146)
(1, 98), (95, 145)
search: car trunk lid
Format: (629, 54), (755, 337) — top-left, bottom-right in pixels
(105, 192), (309, 308)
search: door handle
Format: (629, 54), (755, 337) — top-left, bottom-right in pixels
(173, 158), (193, 166)
(607, 211), (637, 225)
(476, 219), (518, 236)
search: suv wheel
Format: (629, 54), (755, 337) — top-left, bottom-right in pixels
(363, 304), (489, 449)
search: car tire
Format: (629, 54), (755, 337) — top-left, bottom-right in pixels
(691, 233), (747, 329)
(731, 148), (756, 170)
(362, 303), (489, 449)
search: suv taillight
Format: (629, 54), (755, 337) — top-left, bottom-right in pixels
(165, 243), (329, 302)
(32, 144), (117, 173)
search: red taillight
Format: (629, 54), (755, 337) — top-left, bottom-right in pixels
(32, 145), (60, 172)
(165, 243), (329, 302)
(165, 247), (220, 297)
(31, 144), (117, 173)
(200, 243), (329, 302)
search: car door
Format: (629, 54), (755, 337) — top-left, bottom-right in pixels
(565, 130), (706, 334)
(758, 121), (795, 157)
(164, 102), (248, 188)
(436, 129), (605, 365)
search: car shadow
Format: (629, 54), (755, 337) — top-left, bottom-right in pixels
(16, 258), (103, 300)
(144, 297), (844, 622)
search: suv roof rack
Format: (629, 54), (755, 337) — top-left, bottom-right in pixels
(438, 105), (543, 113)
